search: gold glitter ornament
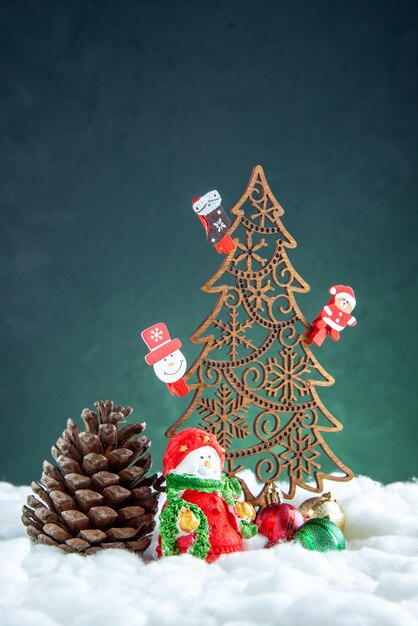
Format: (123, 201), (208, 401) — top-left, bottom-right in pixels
(299, 492), (344, 530)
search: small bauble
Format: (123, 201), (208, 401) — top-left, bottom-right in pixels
(299, 492), (344, 530)
(295, 518), (346, 552)
(256, 503), (305, 546)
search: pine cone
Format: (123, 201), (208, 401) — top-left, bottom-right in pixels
(22, 400), (159, 555)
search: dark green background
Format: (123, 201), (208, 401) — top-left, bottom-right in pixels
(1, 0), (417, 485)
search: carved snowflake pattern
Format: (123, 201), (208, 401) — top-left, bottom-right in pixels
(279, 430), (321, 479)
(233, 232), (268, 272)
(212, 309), (256, 360)
(265, 347), (311, 401)
(197, 384), (250, 449)
(250, 187), (280, 228)
(246, 277), (274, 313)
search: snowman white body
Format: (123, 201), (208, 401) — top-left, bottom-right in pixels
(153, 349), (187, 383)
(153, 348), (188, 397)
(171, 447), (222, 480)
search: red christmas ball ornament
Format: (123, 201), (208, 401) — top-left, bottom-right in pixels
(256, 502), (305, 547)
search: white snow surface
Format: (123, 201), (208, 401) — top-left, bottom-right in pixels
(1, 474), (418, 626)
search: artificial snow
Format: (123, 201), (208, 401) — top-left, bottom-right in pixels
(1, 475), (418, 626)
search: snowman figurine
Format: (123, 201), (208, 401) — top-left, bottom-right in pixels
(192, 190), (236, 254)
(158, 427), (258, 562)
(141, 322), (189, 397)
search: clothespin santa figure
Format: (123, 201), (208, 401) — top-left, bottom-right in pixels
(141, 323), (189, 397)
(192, 190), (236, 254)
(158, 428), (258, 562)
(305, 285), (357, 347)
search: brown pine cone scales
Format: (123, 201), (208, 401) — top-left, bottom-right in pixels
(22, 400), (159, 555)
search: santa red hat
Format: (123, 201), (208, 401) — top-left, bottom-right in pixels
(329, 285), (356, 309)
(163, 428), (225, 476)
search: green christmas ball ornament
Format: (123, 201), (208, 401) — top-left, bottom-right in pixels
(295, 517), (346, 552)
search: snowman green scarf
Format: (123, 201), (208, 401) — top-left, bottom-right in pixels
(159, 473), (258, 559)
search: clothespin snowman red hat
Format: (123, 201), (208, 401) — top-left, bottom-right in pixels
(141, 323), (182, 365)
(163, 428), (225, 476)
(329, 285), (356, 309)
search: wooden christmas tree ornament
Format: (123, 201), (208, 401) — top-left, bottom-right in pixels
(22, 400), (159, 555)
(166, 165), (353, 499)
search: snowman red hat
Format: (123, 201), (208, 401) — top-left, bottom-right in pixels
(163, 427), (225, 476)
(329, 285), (356, 309)
(141, 322), (182, 365)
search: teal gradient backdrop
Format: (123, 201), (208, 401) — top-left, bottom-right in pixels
(1, 0), (417, 485)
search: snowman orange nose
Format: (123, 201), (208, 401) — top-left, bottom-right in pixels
(167, 362), (175, 367)
(204, 460), (212, 468)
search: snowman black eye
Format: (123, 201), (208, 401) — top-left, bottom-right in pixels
(164, 358), (167, 361)
(200, 456), (204, 459)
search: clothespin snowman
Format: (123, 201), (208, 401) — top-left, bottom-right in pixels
(192, 190), (236, 254)
(305, 285), (357, 347)
(141, 323), (189, 397)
